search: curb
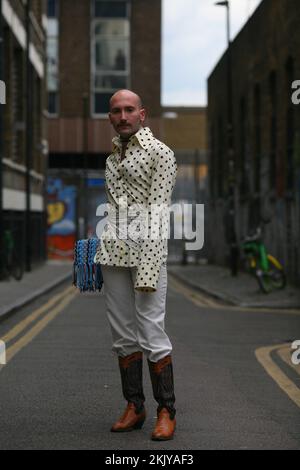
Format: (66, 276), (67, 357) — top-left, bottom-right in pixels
(0, 272), (72, 322)
(168, 270), (237, 306)
(168, 269), (300, 310)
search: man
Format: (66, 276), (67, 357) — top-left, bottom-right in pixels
(95, 89), (177, 440)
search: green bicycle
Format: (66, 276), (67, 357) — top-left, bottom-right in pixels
(2, 229), (24, 281)
(242, 226), (286, 294)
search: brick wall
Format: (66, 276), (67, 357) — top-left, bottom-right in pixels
(207, 0), (300, 284)
(162, 107), (207, 151)
(50, 0), (162, 151)
(59, 0), (90, 117)
(131, 0), (161, 117)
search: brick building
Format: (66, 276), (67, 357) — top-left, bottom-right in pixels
(1, 0), (47, 269)
(46, 0), (164, 256)
(207, 0), (300, 284)
(48, 0), (162, 165)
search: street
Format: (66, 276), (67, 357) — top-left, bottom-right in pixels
(0, 275), (299, 450)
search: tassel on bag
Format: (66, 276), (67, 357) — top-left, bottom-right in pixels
(73, 238), (103, 292)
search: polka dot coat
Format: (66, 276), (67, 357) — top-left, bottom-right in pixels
(95, 126), (177, 292)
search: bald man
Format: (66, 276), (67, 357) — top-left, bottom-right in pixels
(95, 90), (178, 440)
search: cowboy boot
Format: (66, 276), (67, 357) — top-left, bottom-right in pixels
(148, 355), (176, 440)
(111, 351), (146, 432)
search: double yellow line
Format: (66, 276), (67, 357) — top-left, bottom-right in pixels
(169, 275), (221, 308)
(255, 343), (300, 409)
(0, 285), (77, 365)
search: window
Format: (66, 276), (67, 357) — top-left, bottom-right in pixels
(48, 91), (57, 115)
(47, 0), (58, 18)
(91, 0), (130, 115)
(46, 0), (59, 115)
(94, 0), (127, 18)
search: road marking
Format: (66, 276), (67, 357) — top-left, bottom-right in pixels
(168, 274), (300, 315)
(3, 290), (77, 364)
(1, 285), (75, 344)
(277, 344), (300, 377)
(170, 275), (300, 409)
(255, 343), (300, 409)
(169, 276), (221, 308)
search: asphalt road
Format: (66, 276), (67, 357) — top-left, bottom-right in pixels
(0, 274), (299, 450)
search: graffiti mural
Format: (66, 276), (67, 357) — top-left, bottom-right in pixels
(47, 178), (77, 260)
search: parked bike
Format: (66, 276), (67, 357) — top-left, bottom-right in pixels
(242, 225), (286, 294)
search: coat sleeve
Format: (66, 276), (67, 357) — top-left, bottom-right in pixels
(134, 148), (177, 292)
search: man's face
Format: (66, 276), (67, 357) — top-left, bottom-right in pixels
(109, 91), (146, 139)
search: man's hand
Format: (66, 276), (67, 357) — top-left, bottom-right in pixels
(135, 286), (155, 293)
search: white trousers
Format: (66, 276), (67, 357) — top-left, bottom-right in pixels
(101, 263), (172, 362)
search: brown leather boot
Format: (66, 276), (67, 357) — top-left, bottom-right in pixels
(111, 402), (146, 432)
(148, 355), (176, 441)
(152, 407), (176, 441)
(111, 351), (146, 432)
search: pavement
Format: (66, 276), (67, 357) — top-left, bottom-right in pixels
(0, 261), (73, 320)
(168, 263), (300, 309)
(0, 260), (299, 322)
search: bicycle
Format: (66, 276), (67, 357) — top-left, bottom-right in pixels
(2, 229), (24, 281)
(242, 225), (286, 294)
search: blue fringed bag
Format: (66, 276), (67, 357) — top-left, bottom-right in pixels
(72, 238), (103, 292)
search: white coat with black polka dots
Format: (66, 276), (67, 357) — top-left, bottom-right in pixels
(95, 126), (177, 292)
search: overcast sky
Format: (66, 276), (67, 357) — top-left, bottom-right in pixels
(162, 0), (262, 106)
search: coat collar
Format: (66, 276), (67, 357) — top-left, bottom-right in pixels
(112, 126), (153, 152)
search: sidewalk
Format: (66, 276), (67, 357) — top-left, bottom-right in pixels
(0, 261), (73, 320)
(168, 263), (300, 309)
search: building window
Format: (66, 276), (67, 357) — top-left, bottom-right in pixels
(47, 0), (58, 18)
(94, 0), (128, 18)
(91, 0), (130, 115)
(46, 0), (59, 115)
